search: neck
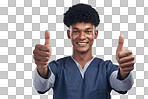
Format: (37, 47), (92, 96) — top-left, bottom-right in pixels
(72, 48), (93, 63)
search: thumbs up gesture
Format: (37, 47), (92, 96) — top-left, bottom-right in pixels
(116, 35), (135, 80)
(33, 30), (51, 68)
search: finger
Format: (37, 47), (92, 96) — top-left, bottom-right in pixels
(120, 66), (134, 73)
(35, 44), (50, 52)
(45, 30), (50, 46)
(119, 50), (132, 59)
(117, 35), (124, 51)
(35, 61), (48, 66)
(120, 61), (135, 69)
(33, 55), (40, 61)
(118, 55), (135, 64)
(33, 49), (50, 57)
(34, 55), (49, 62)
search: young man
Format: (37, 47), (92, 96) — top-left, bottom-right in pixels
(33, 3), (134, 99)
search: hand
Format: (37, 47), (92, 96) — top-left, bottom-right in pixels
(116, 35), (135, 80)
(33, 30), (51, 68)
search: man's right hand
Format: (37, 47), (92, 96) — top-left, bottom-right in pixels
(33, 30), (51, 79)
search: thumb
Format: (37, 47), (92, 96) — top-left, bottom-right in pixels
(117, 35), (124, 51)
(44, 30), (50, 46)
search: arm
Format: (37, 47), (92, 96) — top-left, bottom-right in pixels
(33, 30), (54, 93)
(111, 35), (135, 92)
(33, 66), (55, 93)
(33, 30), (51, 79)
(110, 70), (134, 92)
(116, 35), (135, 80)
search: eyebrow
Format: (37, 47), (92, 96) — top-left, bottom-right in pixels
(72, 27), (92, 30)
(73, 27), (79, 30)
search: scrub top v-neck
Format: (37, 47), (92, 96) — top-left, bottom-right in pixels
(70, 56), (95, 79)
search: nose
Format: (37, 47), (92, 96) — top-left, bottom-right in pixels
(79, 31), (86, 40)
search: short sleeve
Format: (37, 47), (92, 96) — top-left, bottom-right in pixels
(48, 60), (59, 77)
(48, 58), (64, 78)
(106, 60), (119, 82)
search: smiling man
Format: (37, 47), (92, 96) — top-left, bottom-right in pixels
(33, 3), (134, 99)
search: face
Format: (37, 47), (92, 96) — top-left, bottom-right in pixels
(67, 22), (98, 53)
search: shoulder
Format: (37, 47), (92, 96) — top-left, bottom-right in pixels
(49, 56), (71, 66)
(57, 56), (70, 62)
(94, 57), (112, 65)
(94, 57), (118, 69)
(48, 56), (71, 75)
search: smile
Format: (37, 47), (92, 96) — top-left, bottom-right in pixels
(77, 42), (89, 46)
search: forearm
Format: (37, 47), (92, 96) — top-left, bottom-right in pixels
(37, 65), (50, 79)
(110, 70), (134, 92)
(33, 67), (55, 93)
(117, 68), (130, 80)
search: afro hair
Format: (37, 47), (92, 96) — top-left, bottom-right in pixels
(63, 3), (100, 28)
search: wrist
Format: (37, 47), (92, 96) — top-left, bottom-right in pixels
(37, 65), (48, 69)
(117, 68), (129, 80)
(37, 65), (49, 79)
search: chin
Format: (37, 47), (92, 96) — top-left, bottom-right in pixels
(77, 49), (89, 53)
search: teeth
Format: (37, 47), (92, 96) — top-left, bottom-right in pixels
(78, 42), (87, 45)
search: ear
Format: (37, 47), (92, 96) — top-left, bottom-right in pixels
(67, 30), (71, 39)
(94, 30), (98, 39)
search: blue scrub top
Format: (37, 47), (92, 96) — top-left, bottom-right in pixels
(39, 56), (127, 99)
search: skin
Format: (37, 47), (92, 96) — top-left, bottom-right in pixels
(116, 35), (135, 79)
(33, 30), (51, 79)
(67, 22), (98, 69)
(33, 22), (135, 80)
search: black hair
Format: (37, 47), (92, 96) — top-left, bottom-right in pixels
(63, 3), (100, 28)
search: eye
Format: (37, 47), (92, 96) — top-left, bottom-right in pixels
(85, 31), (92, 33)
(73, 31), (79, 33)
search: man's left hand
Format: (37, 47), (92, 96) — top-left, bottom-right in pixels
(116, 35), (135, 80)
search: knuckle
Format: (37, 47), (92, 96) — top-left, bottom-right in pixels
(133, 57), (135, 60)
(131, 55), (134, 59)
(46, 57), (49, 61)
(35, 44), (42, 49)
(42, 62), (47, 65)
(44, 57), (49, 62)
(118, 59), (121, 64)
(119, 64), (123, 68)
(34, 56), (38, 61)
(44, 52), (49, 57)
(35, 61), (38, 65)
(45, 56), (48, 60)
(119, 59), (123, 64)
(35, 44), (39, 48)
(33, 51), (38, 56)
(49, 51), (51, 55)
(131, 57), (134, 61)
(45, 51), (49, 55)
(132, 61), (135, 64)
(33, 49), (35, 54)
(46, 46), (50, 50)
(130, 50), (133, 54)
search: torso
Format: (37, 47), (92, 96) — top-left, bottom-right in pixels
(49, 56), (117, 99)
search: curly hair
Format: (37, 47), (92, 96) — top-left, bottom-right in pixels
(63, 3), (100, 28)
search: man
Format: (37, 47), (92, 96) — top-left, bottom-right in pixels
(33, 3), (135, 99)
